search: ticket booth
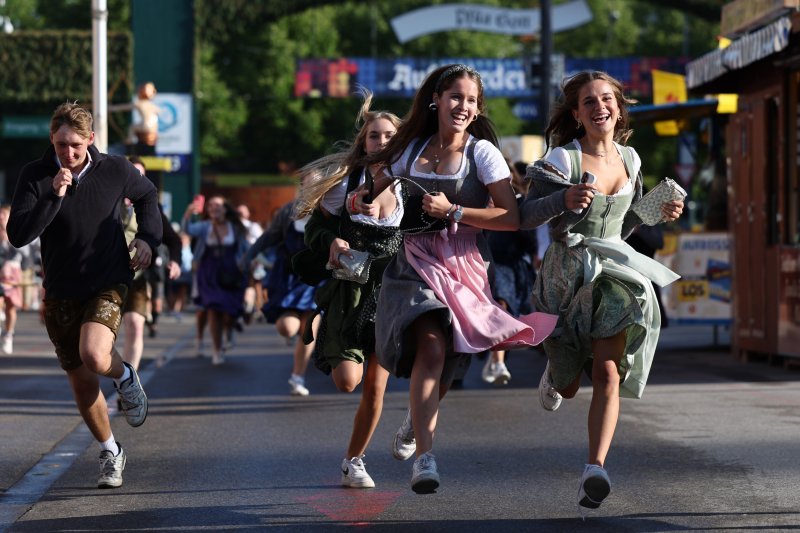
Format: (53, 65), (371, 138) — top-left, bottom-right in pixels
(686, 5), (800, 362)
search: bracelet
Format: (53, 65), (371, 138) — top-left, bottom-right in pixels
(350, 194), (357, 213)
(445, 204), (456, 218)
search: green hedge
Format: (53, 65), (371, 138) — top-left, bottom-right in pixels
(0, 30), (132, 104)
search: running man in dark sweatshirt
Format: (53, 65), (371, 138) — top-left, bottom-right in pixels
(7, 102), (162, 489)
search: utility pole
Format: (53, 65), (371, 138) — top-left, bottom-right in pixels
(540, 0), (552, 128)
(92, 0), (108, 152)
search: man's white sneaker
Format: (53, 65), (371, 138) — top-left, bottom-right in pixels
(341, 456), (375, 488)
(97, 444), (126, 488)
(115, 362), (148, 427)
(391, 408), (415, 461)
(578, 464), (611, 513)
(1, 333), (12, 354)
(288, 374), (309, 396)
(411, 452), (440, 494)
(538, 360), (563, 411)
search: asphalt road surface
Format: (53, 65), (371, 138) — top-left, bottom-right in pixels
(1, 311), (799, 532)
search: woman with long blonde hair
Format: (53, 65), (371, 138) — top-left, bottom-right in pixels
(294, 88), (402, 488)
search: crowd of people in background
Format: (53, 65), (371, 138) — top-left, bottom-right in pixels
(3, 67), (685, 516)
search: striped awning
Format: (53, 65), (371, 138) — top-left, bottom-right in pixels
(686, 16), (792, 89)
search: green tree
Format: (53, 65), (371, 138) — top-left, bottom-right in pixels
(195, 46), (247, 166)
(192, 0), (721, 172)
(2, 0), (131, 31)
(4, 0), (724, 176)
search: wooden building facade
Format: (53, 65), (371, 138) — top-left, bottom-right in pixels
(686, 2), (800, 362)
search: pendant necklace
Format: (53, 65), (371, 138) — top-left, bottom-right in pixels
(433, 137), (461, 166)
(433, 140), (443, 165)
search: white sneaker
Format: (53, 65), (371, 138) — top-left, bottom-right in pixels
(391, 408), (416, 461)
(483, 360), (511, 385)
(578, 464), (611, 512)
(481, 357), (495, 383)
(539, 361), (563, 411)
(341, 456), (375, 488)
(1, 333), (12, 354)
(411, 451), (440, 494)
(288, 374), (309, 396)
(97, 444), (126, 489)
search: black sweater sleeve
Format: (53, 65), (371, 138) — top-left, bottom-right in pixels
(7, 160), (64, 248)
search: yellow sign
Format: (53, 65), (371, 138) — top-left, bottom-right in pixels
(139, 156), (174, 172)
(652, 70), (687, 136)
(677, 280), (709, 302)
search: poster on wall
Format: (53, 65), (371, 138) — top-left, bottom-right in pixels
(661, 232), (731, 325)
(153, 93), (193, 156)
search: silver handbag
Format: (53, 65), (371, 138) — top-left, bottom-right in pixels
(631, 177), (687, 226)
(326, 249), (372, 284)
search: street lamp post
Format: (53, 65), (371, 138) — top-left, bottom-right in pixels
(540, 0), (552, 128)
(92, 0), (108, 153)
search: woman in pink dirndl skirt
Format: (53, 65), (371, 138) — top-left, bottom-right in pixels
(354, 64), (558, 494)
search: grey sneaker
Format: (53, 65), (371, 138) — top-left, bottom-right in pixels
(411, 451), (440, 494)
(578, 464), (611, 511)
(392, 408), (416, 461)
(115, 362), (148, 427)
(341, 456), (375, 488)
(97, 444), (126, 489)
(539, 361), (563, 411)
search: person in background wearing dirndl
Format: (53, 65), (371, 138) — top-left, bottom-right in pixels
(520, 71), (684, 515)
(293, 88), (402, 488)
(361, 64), (558, 494)
(182, 196), (249, 366)
(481, 160), (539, 385)
(246, 185), (319, 397)
(0, 205), (24, 354)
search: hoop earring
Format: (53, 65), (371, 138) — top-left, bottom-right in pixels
(472, 114), (478, 121)
(576, 120), (582, 129)
(428, 102), (438, 111)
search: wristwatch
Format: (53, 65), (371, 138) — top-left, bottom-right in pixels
(452, 204), (464, 223)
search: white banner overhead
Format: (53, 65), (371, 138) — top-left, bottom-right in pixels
(390, 1), (592, 43)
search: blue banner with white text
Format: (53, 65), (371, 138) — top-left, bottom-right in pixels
(294, 56), (689, 100)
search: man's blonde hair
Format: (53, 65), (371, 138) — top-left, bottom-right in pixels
(50, 101), (93, 139)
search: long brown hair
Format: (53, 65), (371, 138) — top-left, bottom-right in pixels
(363, 63), (499, 169)
(544, 70), (636, 152)
(294, 87), (402, 218)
